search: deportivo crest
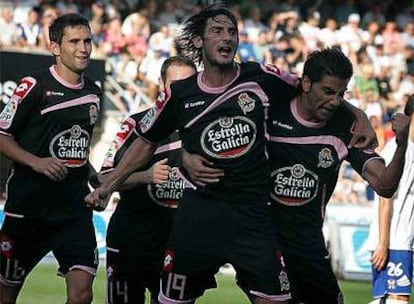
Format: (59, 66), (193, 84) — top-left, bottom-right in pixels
(318, 147), (334, 168)
(237, 93), (255, 114)
(49, 125), (90, 167)
(201, 116), (257, 159)
(271, 164), (319, 206)
(89, 104), (99, 125)
(148, 167), (185, 208)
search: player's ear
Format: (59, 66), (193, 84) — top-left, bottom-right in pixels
(192, 35), (202, 49)
(50, 41), (60, 56)
(301, 75), (312, 93)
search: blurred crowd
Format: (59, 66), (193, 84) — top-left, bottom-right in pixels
(0, 0), (413, 205)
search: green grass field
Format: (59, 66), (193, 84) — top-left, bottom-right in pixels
(17, 264), (372, 303)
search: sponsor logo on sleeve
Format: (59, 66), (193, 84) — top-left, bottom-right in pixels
(102, 119), (135, 168)
(0, 77), (36, 130)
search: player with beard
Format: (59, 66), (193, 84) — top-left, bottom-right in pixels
(85, 5), (376, 304)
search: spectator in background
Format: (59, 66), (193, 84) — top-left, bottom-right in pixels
(298, 11), (321, 52)
(243, 5), (267, 43)
(138, 47), (166, 101)
(236, 30), (257, 62)
(0, 5), (19, 48)
(15, 8), (40, 48)
(368, 94), (414, 304)
(319, 18), (339, 48)
(337, 13), (368, 58)
(37, 6), (59, 50)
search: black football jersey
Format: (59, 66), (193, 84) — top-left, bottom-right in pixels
(137, 62), (298, 203)
(100, 110), (184, 215)
(268, 98), (382, 255)
(0, 66), (101, 219)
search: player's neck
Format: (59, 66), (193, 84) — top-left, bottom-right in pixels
(54, 64), (83, 85)
(201, 62), (237, 87)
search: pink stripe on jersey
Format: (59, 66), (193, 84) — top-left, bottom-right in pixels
(185, 82), (269, 129)
(269, 135), (348, 160)
(40, 94), (99, 115)
(155, 140), (182, 155)
(49, 65), (84, 89)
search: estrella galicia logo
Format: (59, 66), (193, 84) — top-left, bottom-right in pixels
(200, 116), (256, 159)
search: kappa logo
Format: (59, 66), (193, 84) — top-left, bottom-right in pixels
(89, 104), (99, 125)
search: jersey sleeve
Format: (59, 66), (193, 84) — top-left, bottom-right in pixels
(259, 63), (300, 106)
(347, 147), (384, 176)
(100, 115), (140, 173)
(137, 87), (179, 143)
(0, 76), (39, 136)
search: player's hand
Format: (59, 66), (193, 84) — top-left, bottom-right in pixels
(182, 149), (224, 187)
(147, 158), (170, 184)
(85, 187), (111, 211)
(349, 112), (378, 150)
(371, 244), (389, 271)
(391, 113), (410, 147)
(31, 157), (68, 181)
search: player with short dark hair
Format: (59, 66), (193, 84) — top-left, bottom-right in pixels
(0, 13), (101, 304)
(94, 56), (197, 304)
(183, 47), (409, 304)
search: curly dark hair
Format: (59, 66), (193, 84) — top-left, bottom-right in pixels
(174, 4), (238, 65)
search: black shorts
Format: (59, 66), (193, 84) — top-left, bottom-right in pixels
(283, 253), (343, 304)
(160, 190), (291, 302)
(0, 215), (98, 286)
(106, 247), (161, 304)
(106, 212), (172, 304)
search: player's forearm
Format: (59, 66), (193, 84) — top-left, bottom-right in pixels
(376, 143), (407, 197)
(100, 137), (156, 193)
(0, 134), (40, 169)
(378, 197), (392, 247)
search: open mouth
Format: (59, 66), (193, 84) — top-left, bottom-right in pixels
(218, 46), (233, 56)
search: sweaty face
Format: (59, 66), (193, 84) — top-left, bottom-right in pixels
(52, 25), (92, 75)
(201, 14), (238, 67)
(302, 75), (349, 122)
